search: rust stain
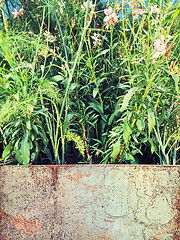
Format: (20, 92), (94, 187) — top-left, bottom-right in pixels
(98, 232), (111, 240)
(66, 169), (91, 183)
(31, 166), (59, 191)
(173, 189), (180, 240)
(30, 167), (51, 185)
(50, 166), (59, 188)
(62, 190), (66, 198)
(153, 189), (180, 239)
(64, 165), (70, 170)
(31, 175), (50, 185)
(85, 173), (91, 177)
(49, 166), (59, 212)
(0, 206), (41, 236)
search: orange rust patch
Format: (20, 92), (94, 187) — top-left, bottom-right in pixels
(62, 190), (66, 198)
(31, 175), (50, 185)
(0, 206), (41, 236)
(66, 169), (91, 183)
(30, 167), (51, 185)
(48, 165), (59, 171)
(98, 232), (111, 240)
(173, 189), (180, 239)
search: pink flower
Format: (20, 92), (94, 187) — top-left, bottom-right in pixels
(11, 6), (25, 19)
(150, 5), (160, 14)
(152, 51), (162, 63)
(137, 9), (145, 15)
(81, 1), (95, 10)
(104, 7), (119, 28)
(19, 6), (25, 16)
(153, 39), (166, 53)
(104, 6), (113, 15)
(132, 8), (145, 19)
(91, 33), (102, 47)
(12, 8), (19, 19)
(152, 34), (172, 63)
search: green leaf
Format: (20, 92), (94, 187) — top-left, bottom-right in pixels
(172, 74), (179, 93)
(127, 153), (136, 164)
(108, 110), (119, 125)
(69, 83), (79, 92)
(162, 14), (172, 26)
(117, 83), (130, 90)
(63, 113), (74, 135)
(27, 104), (34, 113)
(113, 42), (118, 49)
(89, 100), (106, 122)
(123, 118), (131, 145)
(33, 108), (48, 115)
(158, 104), (165, 126)
(120, 87), (138, 112)
(26, 119), (31, 130)
(163, 0), (169, 4)
(148, 137), (156, 154)
(94, 49), (109, 59)
(172, 10), (180, 22)
(32, 124), (38, 134)
(152, 83), (166, 92)
(2, 141), (13, 160)
(148, 109), (155, 136)
(16, 131), (30, 167)
(14, 93), (19, 101)
(149, 0), (159, 6)
(136, 119), (145, 131)
(93, 88), (99, 98)
(51, 74), (65, 82)
(110, 140), (121, 164)
(43, 148), (52, 162)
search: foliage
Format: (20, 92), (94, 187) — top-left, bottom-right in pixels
(0, 0), (179, 166)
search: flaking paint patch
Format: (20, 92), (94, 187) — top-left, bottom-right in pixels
(0, 165), (179, 240)
(172, 187), (180, 239)
(0, 206), (41, 236)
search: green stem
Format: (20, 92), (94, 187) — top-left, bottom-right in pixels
(110, 25), (114, 61)
(0, 0), (8, 32)
(54, 0), (92, 164)
(54, 12), (69, 63)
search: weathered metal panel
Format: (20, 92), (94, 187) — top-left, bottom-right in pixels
(0, 165), (179, 240)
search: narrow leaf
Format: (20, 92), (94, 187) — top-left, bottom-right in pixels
(2, 141), (13, 160)
(123, 118), (131, 145)
(148, 109), (155, 135)
(120, 87), (138, 112)
(93, 88), (99, 98)
(110, 140), (121, 164)
(172, 74), (179, 93)
(94, 49), (109, 59)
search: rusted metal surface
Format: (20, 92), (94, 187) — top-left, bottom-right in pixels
(0, 165), (179, 240)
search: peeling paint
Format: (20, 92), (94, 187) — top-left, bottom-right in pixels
(0, 206), (41, 236)
(172, 188), (180, 239)
(0, 165), (179, 240)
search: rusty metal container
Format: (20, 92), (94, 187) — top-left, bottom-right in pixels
(0, 165), (179, 239)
